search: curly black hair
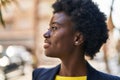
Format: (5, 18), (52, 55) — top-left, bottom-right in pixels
(52, 0), (108, 59)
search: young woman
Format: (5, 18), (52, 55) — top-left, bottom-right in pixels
(33, 0), (120, 80)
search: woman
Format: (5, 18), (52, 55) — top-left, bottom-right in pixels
(33, 0), (120, 80)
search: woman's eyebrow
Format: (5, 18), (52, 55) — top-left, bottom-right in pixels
(50, 22), (63, 26)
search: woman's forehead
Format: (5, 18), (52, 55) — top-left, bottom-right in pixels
(50, 12), (72, 25)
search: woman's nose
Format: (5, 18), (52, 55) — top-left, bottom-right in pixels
(43, 30), (51, 38)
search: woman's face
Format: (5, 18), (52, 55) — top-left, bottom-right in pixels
(43, 12), (76, 58)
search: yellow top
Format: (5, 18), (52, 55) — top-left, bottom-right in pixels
(55, 75), (87, 80)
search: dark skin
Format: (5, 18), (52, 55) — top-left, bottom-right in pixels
(43, 12), (87, 76)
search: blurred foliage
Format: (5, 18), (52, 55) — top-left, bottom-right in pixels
(0, 9), (5, 26)
(0, 0), (11, 26)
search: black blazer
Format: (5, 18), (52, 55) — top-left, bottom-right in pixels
(32, 63), (120, 80)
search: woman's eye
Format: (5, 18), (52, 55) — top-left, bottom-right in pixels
(51, 26), (58, 31)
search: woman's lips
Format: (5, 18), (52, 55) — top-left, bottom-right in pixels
(44, 43), (50, 49)
(44, 40), (51, 49)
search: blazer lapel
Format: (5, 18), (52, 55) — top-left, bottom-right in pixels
(48, 63), (99, 80)
(40, 63), (99, 80)
(87, 63), (98, 80)
(47, 64), (60, 80)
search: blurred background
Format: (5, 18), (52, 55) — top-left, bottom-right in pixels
(0, 0), (120, 80)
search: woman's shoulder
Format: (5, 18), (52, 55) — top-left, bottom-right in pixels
(97, 70), (120, 80)
(87, 62), (120, 80)
(33, 67), (48, 75)
(32, 65), (60, 80)
(33, 67), (54, 75)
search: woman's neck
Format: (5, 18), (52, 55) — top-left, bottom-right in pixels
(59, 57), (87, 76)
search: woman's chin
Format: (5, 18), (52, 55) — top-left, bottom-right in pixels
(44, 52), (57, 58)
(44, 51), (53, 57)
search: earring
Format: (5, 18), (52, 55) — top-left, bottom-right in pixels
(75, 41), (79, 45)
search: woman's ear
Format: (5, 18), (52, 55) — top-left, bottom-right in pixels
(74, 32), (84, 46)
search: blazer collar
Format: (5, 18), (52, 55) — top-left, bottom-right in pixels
(48, 64), (61, 80)
(47, 62), (98, 80)
(87, 62), (98, 80)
